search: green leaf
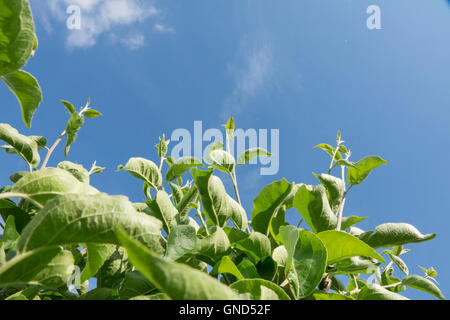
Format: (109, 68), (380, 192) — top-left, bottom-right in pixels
(237, 259), (260, 279)
(168, 182), (183, 206)
(0, 0), (35, 75)
(30, 135), (46, 149)
(269, 206), (288, 244)
(0, 123), (40, 167)
(166, 156), (203, 182)
(11, 168), (98, 206)
(251, 179), (293, 235)
(358, 283), (409, 300)
(332, 159), (356, 170)
(118, 157), (162, 189)
(0, 247), (74, 288)
(166, 225), (197, 261)
(175, 184), (198, 222)
(17, 193), (163, 253)
(3, 215), (19, 249)
(208, 141), (225, 153)
(0, 244), (5, 267)
(279, 226), (328, 298)
(402, 275), (445, 300)
(237, 147), (272, 165)
(419, 266), (438, 278)
(191, 168), (247, 230)
(317, 231), (385, 265)
(60, 100), (76, 114)
(205, 149), (235, 174)
(119, 270), (156, 300)
(333, 256), (380, 274)
(272, 245), (288, 274)
(0, 198), (30, 233)
(341, 216), (368, 230)
(386, 252), (409, 276)
(155, 134), (169, 158)
(64, 112), (85, 157)
(81, 243), (116, 283)
(230, 279), (290, 300)
(293, 185), (337, 233)
(313, 293), (354, 300)
(1, 70), (42, 128)
(234, 232), (271, 264)
(223, 227), (248, 244)
(194, 227), (231, 265)
(314, 143), (342, 160)
(313, 173), (345, 214)
(146, 190), (179, 233)
(347, 156), (388, 186)
(83, 109), (102, 119)
(116, 228), (240, 300)
(57, 161), (90, 184)
(96, 246), (129, 289)
(9, 171), (29, 183)
(211, 256), (244, 280)
(224, 115), (235, 140)
(80, 288), (119, 300)
(381, 268), (405, 293)
(359, 223), (436, 249)
(256, 256), (277, 281)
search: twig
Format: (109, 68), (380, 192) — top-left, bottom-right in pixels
(230, 169), (251, 233)
(383, 282), (402, 289)
(41, 130), (66, 169)
(0, 193), (44, 209)
(336, 186), (352, 231)
(196, 206), (210, 236)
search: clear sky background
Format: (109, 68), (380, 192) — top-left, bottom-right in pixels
(1, 0), (449, 299)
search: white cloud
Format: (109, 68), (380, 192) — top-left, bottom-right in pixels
(223, 41), (274, 114)
(154, 24), (175, 34)
(36, 0), (162, 49)
(120, 32), (145, 50)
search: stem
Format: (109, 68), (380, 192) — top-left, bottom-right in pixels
(197, 207), (210, 236)
(230, 170), (242, 205)
(336, 186), (351, 231)
(336, 153), (352, 231)
(327, 142), (342, 174)
(230, 169), (251, 233)
(41, 130), (66, 169)
(0, 221), (4, 230)
(158, 157), (165, 171)
(351, 274), (359, 290)
(0, 193), (44, 210)
(383, 282), (402, 289)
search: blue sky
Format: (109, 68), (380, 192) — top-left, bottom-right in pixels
(1, 0), (449, 299)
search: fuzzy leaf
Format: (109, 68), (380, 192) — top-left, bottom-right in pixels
(1, 70), (42, 128)
(116, 228), (240, 300)
(317, 231), (385, 265)
(118, 157), (162, 189)
(359, 223), (436, 249)
(347, 156), (388, 186)
(17, 193), (163, 253)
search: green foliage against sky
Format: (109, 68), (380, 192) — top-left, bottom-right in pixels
(0, 0), (445, 300)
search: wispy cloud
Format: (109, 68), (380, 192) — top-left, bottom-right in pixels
(119, 32), (146, 50)
(154, 24), (175, 34)
(223, 41), (274, 115)
(34, 0), (167, 50)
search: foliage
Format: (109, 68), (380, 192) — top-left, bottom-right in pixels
(0, 0), (445, 300)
